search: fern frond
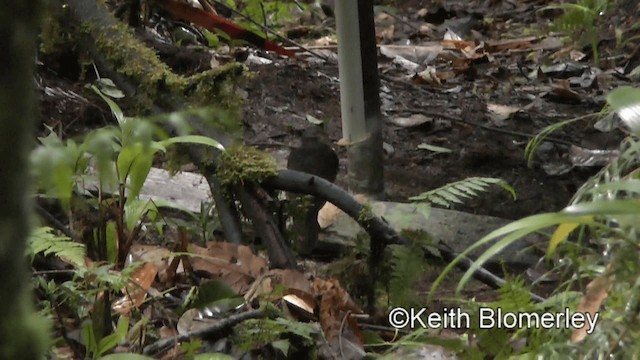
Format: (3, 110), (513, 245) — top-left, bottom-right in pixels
(409, 177), (515, 208)
(497, 277), (534, 312)
(388, 244), (425, 308)
(29, 226), (86, 268)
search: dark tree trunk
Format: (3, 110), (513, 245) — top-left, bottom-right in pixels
(0, 1), (48, 358)
(348, 0), (384, 198)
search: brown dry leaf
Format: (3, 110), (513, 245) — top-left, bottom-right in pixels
(189, 242), (268, 295)
(486, 36), (537, 53)
(245, 269), (314, 301)
(550, 79), (581, 102)
(112, 262), (158, 315)
(441, 39), (475, 52)
(413, 66), (444, 85)
(311, 277), (363, 343)
(572, 275), (612, 343)
(127, 244), (185, 284)
(128, 244), (175, 271)
(375, 12), (395, 43)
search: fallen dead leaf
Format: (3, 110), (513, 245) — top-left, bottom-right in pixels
(189, 242), (268, 295)
(572, 274), (612, 343)
(113, 262), (159, 315)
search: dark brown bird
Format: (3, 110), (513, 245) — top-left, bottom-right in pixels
(286, 126), (339, 255)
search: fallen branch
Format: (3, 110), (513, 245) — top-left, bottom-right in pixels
(263, 170), (546, 304)
(142, 308), (265, 356)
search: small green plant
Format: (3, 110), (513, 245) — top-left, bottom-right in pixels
(30, 84), (224, 265)
(30, 84), (233, 358)
(429, 86), (640, 357)
(216, 0), (304, 44)
(232, 318), (315, 357)
(386, 231), (434, 308)
(541, 0), (611, 65)
(82, 315), (129, 359)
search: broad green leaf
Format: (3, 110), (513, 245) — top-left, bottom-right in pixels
(272, 339), (291, 356)
(159, 135), (225, 151)
(51, 158), (75, 208)
(124, 199), (159, 233)
(106, 220), (118, 264)
(95, 78), (125, 99)
(606, 86), (640, 134)
(30, 140), (81, 208)
(606, 86), (640, 111)
(91, 85), (125, 124)
(585, 179), (640, 196)
(82, 320), (97, 355)
(84, 129), (118, 188)
(117, 143), (155, 199)
(96, 316), (129, 357)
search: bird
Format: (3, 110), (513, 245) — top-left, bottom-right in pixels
(286, 126), (339, 255)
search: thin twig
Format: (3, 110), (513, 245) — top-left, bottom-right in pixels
(142, 308), (264, 356)
(34, 203), (74, 239)
(381, 9), (419, 32)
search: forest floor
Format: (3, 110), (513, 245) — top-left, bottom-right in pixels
(33, 0), (640, 357)
(38, 0), (639, 300)
(241, 0), (637, 221)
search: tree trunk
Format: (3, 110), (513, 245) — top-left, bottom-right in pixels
(0, 1), (48, 358)
(335, 0), (384, 198)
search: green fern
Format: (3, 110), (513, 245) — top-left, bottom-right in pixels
(496, 277), (535, 312)
(409, 177), (515, 208)
(388, 244), (425, 308)
(387, 231), (436, 308)
(28, 226), (86, 268)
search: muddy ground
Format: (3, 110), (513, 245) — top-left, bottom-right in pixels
(242, 0), (637, 221)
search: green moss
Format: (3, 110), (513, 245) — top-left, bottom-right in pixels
(87, 18), (245, 113)
(217, 145), (279, 186)
(39, 6), (67, 54)
(185, 63), (245, 107)
(357, 203), (374, 224)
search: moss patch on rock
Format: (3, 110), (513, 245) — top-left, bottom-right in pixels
(217, 145), (279, 186)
